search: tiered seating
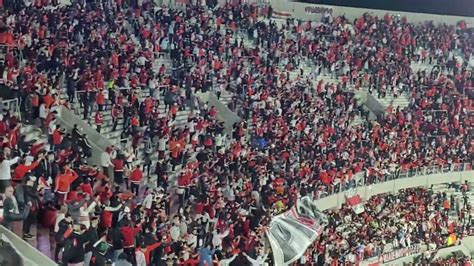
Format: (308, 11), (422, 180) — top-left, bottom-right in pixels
(0, 1), (472, 265)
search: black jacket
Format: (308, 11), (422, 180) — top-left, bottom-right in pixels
(35, 160), (60, 180)
(2, 196), (29, 229)
(107, 226), (124, 251)
(62, 232), (86, 265)
(23, 184), (40, 211)
(84, 226), (99, 252)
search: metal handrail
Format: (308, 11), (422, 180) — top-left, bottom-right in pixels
(319, 163), (472, 199)
(3, 98), (22, 121)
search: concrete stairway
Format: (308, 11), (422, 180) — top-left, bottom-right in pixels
(216, 90), (234, 107)
(410, 61), (435, 74)
(154, 55), (173, 76)
(54, 56), (196, 182)
(211, 21), (375, 129)
(373, 93), (412, 111)
(68, 91), (191, 150)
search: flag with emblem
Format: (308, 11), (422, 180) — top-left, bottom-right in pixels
(345, 190), (365, 214)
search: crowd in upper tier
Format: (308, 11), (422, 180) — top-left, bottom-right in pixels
(0, 0), (473, 265)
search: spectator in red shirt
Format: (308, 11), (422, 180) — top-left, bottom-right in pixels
(95, 111), (104, 133)
(52, 125), (65, 151)
(111, 104), (122, 132)
(13, 155), (43, 182)
(112, 154), (125, 187)
(121, 218), (142, 263)
(96, 90), (106, 111)
(129, 165), (143, 196)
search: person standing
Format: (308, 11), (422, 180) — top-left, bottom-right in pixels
(108, 224), (124, 262)
(198, 244), (215, 266)
(96, 90), (106, 112)
(135, 243), (147, 266)
(101, 147), (114, 178)
(122, 103), (132, 129)
(83, 91), (91, 120)
(112, 154), (125, 186)
(52, 126), (65, 151)
(129, 165), (143, 196)
(111, 105), (122, 131)
(155, 159), (168, 192)
(2, 186), (30, 231)
(22, 176), (40, 239)
(0, 153), (20, 193)
(120, 218), (142, 264)
(90, 237), (109, 266)
(62, 224), (87, 266)
(95, 111), (104, 133)
(84, 217), (100, 266)
(54, 166), (79, 205)
(66, 69), (77, 103)
(54, 206), (72, 262)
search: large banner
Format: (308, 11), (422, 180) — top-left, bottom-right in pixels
(293, 0), (474, 17)
(267, 196), (328, 265)
(359, 244), (423, 265)
(345, 190), (365, 214)
(381, 244), (422, 262)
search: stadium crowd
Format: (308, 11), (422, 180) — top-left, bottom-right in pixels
(430, 255), (473, 266)
(0, 0), (473, 265)
(306, 187), (474, 264)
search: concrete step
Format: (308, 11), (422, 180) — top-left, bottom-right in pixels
(375, 94), (411, 110)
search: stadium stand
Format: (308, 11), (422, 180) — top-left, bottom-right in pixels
(0, 0), (472, 265)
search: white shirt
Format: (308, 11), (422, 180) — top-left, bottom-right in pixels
(187, 234), (197, 249)
(245, 253), (269, 266)
(215, 134), (224, 147)
(188, 120), (196, 133)
(170, 225), (181, 241)
(39, 104), (48, 119)
(135, 251), (146, 266)
(79, 201), (97, 229)
(54, 213), (66, 233)
(212, 229), (229, 249)
(158, 138), (167, 151)
(142, 193), (153, 209)
(0, 157), (19, 180)
(100, 151), (112, 167)
(220, 254), (237, 266)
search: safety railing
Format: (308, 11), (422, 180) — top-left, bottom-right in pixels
(119, 138), (131, 149)
(422, 110), (449, 121)
(156, 52), (170, 59)
(2, 98), (22, 121)
(318, 163), (472, 200)
(56, 105), (113, 167)
(423, 110), (448, 115)
(142, 138), (153, 152)
(0, 44), (24, 67)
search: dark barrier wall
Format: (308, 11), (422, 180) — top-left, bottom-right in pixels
(294, 0), (474, 17)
